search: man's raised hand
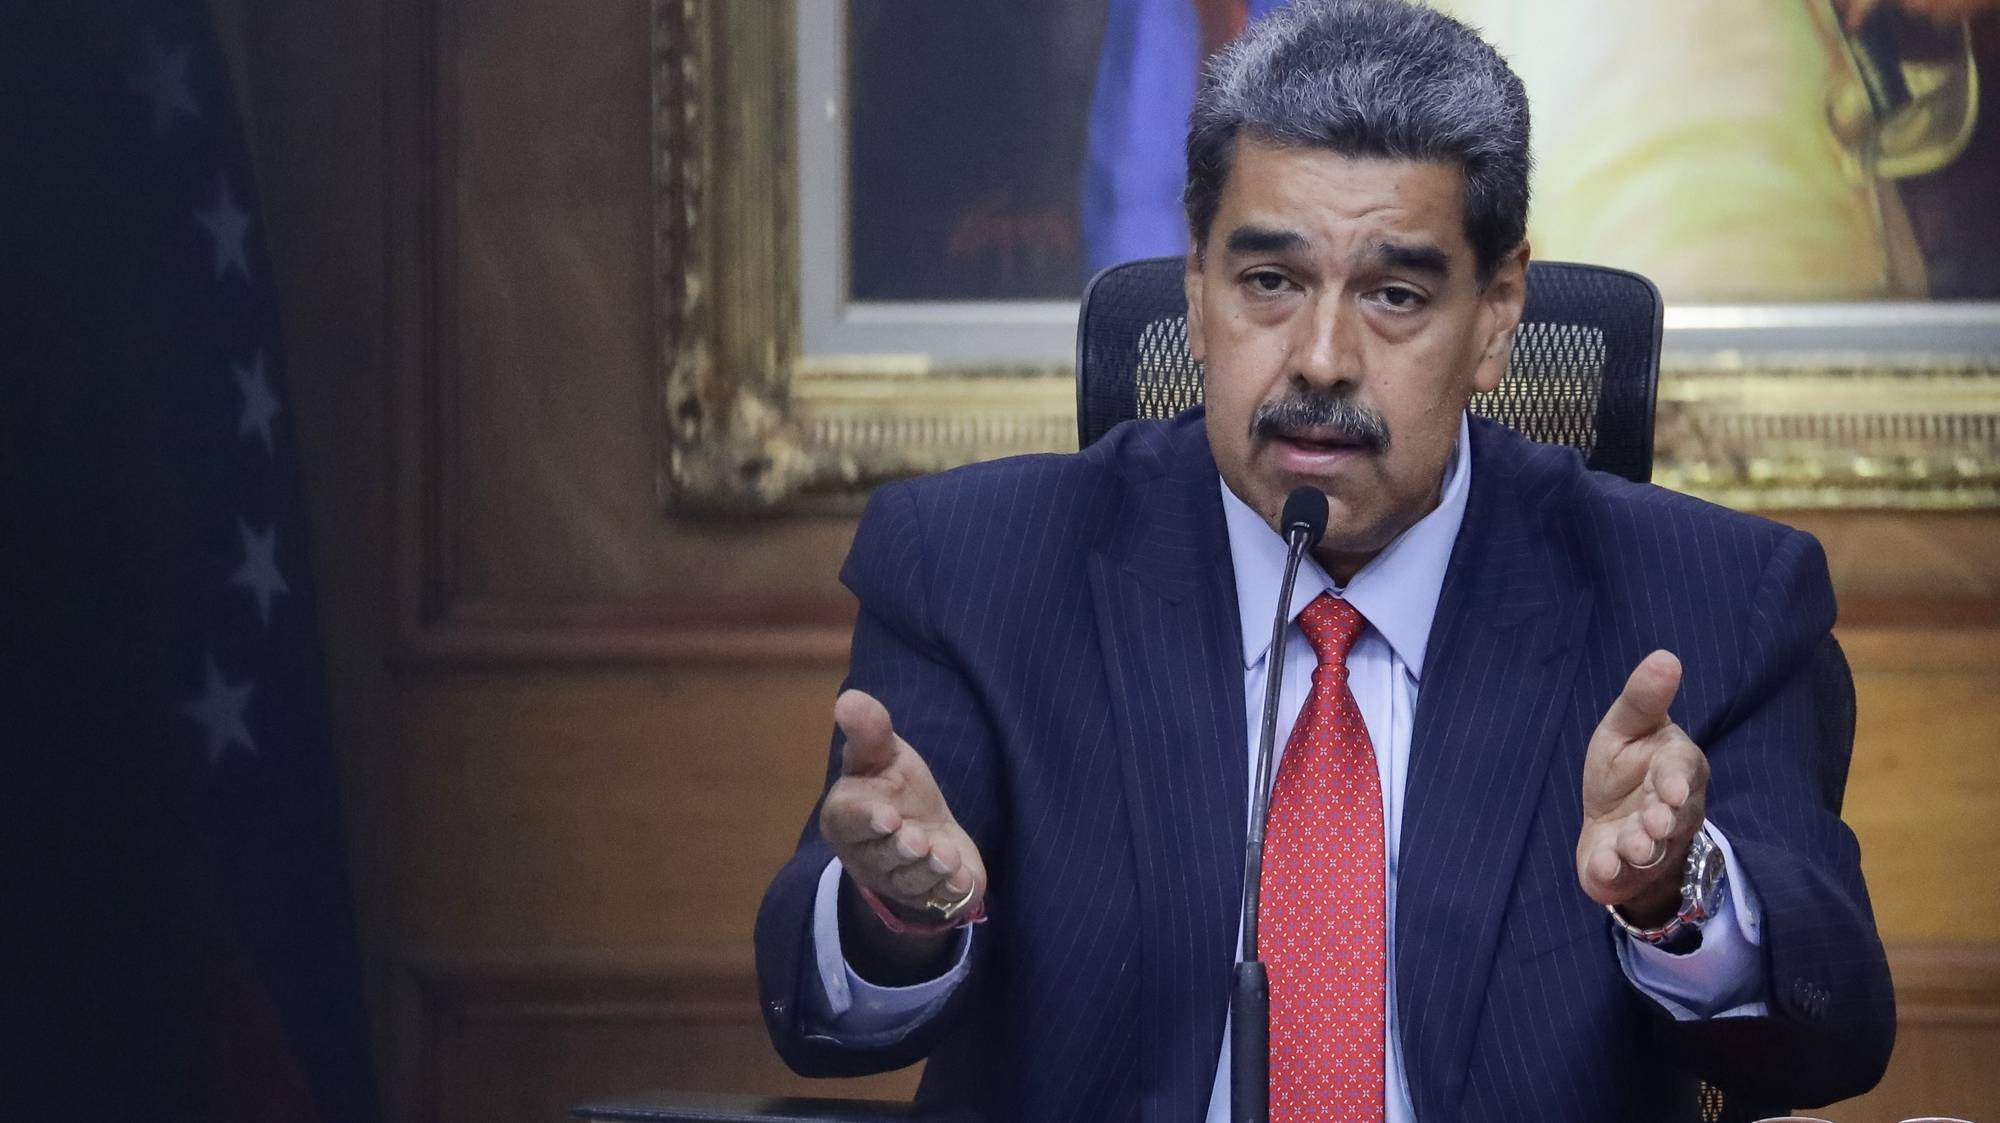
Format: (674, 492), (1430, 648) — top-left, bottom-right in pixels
(819, 689), (987, 928)
(1576, 650), (1711, 927)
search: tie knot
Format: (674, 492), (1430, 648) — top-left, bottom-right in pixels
(1297, 592), (1366, 666)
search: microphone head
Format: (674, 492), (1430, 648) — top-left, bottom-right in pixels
(1279, 486), (1329, 548)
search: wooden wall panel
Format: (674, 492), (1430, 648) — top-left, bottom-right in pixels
(1842, 1019), (2000, 1120)
(1841, 630), (2000, 943)
(214, 0), (2000, 1119)
(391, 667), (842, 950)
(1832, 946), (2000, 1119)
(1789, 510), (2000, 627)
(444, 0), (659, 606)
(402, 0), (859, 657)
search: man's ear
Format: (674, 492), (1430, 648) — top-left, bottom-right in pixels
(1472, 241), (1530, 394)
(1184, 244), (1208, 364)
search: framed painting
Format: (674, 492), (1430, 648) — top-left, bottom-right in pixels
(655, 0), (2000, 513)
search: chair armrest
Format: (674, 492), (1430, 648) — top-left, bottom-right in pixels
(572, 1090), (971, 1123)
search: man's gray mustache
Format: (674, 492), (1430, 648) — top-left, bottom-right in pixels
(1249, 394), (1391, 451)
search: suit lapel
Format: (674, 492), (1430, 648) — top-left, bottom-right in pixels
(1396, 422), (1594, 1119)
(1089, 416), (1248, 1122)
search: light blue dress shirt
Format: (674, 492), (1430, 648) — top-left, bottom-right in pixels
(807, 414), (1771, 1118)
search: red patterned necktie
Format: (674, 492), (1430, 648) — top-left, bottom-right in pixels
(1260, 592), (1386, 1120)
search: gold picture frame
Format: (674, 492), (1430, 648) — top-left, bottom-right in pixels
(653, 0), (2000, 515)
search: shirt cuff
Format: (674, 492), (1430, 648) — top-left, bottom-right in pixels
(806, 858), (974, 1043)
(1616, 820), (1771, 1020)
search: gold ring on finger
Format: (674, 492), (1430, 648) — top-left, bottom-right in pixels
(1629, 838), (1670, 871)
(920, 880), (979, 922)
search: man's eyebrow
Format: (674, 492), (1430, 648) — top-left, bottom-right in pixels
(1224, 225), (1310, 257)
(1368, 240), (1450, 276)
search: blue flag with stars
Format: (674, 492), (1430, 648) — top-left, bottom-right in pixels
(3, 3), (379, 1121)
(1081, 0), (1293, 273)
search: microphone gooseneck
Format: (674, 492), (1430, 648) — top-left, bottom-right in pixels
(1243, 485), (1329, 959)
(1231, 485), (1329, 1123)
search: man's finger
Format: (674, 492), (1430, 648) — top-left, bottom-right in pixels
(844, 835), (905, 879)
(1618, 819), (1664, 867)
(834, 689), (900, 776)
(926, 837), (962, 879)
(1584, 837), (1624, 892)
(1638, 797), (1675, 841)
(819, 787), (900, 846)
(1596, 650), (1683, 744)
(887, 858), (951, 900)
(1646, 745), (1701, 809)
(844, 822), (931, 878)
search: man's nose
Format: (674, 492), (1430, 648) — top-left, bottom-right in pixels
(1292, 292), (1360, 388)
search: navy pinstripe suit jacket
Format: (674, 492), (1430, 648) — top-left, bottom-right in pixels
(756, 410), (1894, 1121)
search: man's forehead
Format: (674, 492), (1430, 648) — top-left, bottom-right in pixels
(1226, 136), (1466, 192)
(1222, 224), (1452, 273)
(1214, 142), (1471, 260)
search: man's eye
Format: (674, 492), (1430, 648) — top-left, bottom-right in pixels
(1377, 285), (1424, 308)
(1245, 270), (1291, 294)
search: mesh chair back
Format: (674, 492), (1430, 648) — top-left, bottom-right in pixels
(1075, 256), (1663, 483)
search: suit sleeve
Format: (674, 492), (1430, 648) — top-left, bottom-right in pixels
(754, 480), (1006, 1077)
(1657, 527), (1895, 1107)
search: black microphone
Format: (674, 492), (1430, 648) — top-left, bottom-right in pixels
(1231, 486), (1328, 1123)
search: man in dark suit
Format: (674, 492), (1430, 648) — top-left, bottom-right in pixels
(756, 1), (1895, 1118)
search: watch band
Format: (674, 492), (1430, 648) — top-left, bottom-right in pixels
(1608, 825), (1727, 947)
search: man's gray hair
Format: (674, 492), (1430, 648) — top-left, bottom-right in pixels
(1184, 0), (1531, 281)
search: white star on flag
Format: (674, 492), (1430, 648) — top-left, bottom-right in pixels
(180, 656), (257, 766)
(195, 174), (251, 281)
(228, 520), (289, 628)
(131, 38), (199, 133)
(234, 350), (281, 454)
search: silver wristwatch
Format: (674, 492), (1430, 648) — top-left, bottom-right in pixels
(1607, 825), (1727, 949)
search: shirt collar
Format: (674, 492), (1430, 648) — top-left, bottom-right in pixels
(1222, 411), (1472, 680)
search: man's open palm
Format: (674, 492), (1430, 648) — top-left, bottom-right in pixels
(818, 689), (987, 917)
(1577, 651), (1711, 921)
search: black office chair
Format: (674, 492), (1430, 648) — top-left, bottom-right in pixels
(1075, 255), (1662, 479)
